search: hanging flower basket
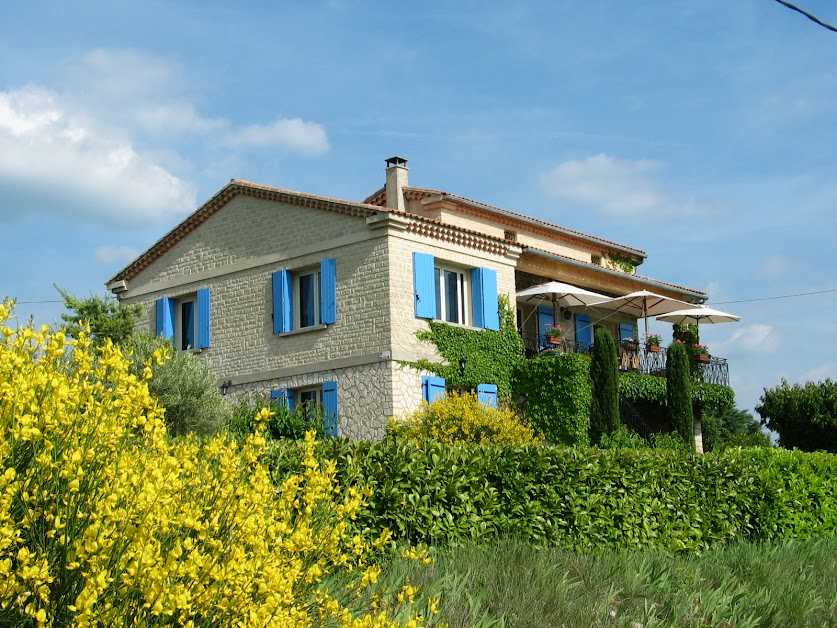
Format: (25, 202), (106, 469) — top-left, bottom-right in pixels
(647, 345), (660, 353)
(622, 340), (638, 351)
(696, 353), (710, 363)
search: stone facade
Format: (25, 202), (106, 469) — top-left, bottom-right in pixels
(110, 161), (705, 441)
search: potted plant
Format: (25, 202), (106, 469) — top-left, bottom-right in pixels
(544, 323), (565, 345)
(621, 337), (638, 351)
(644, 333), (662, 353)
(693, 344), (710, 362)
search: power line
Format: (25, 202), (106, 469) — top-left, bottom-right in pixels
(774, 0), (837, 33)
(11, 300), (63, 304)
(711, 287), (837, 305)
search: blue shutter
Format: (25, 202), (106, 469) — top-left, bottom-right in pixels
(320, 258), (337, 325)
(322, 381), (338, 436)
(619, 323), (635, 342)
(270, 388), (295, 409)
(421, 376), (447, 403)
(477, 383), (498, 408)
(413, 252), (437, 319)
(575, 313), (593, 350)
(272, 270), (293, 333)
(471, 267), (500, 331)
(155, 298), (174, 340)
(197, 288), (211, 349)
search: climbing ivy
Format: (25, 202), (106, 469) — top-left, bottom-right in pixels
(411, 295), (525, 401)
(511, 354), (592, 446)
(620, 372), (734, 411)
(604, 253), (639, 274)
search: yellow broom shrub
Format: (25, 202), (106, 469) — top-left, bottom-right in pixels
(392, 391), (541, 446)
(0, 300), (424, 627)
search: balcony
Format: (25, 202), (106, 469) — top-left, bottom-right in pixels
(518, 332), (730, 388)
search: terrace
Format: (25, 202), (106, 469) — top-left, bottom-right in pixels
(518, 332), (730, 388)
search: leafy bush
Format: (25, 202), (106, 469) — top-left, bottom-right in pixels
(0, 301), (420, 626)
(589, 327), (619, 444)
(281, 437), (837, 551)
(389, 392), (540, 446)
(123, 333), (230, 437)
(512, 354), (591, 445)
(666, 341), (694, 450)
(757, 379), (837, 452)
(226, 391), (327, 440)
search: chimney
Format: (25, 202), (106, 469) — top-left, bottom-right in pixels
(384, 156), (408, 212)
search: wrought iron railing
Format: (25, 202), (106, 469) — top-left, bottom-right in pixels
(518, 332), (730, 388)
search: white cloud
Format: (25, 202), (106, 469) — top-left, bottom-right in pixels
(539, 154), (664, 215)
(0, 49), (332, 227)
(801, 361), (837, 383)
(0, 85), (196, 226)
(224, 118), (330, 155)
(95, 245), (140, 265)
(727, 324), (781, 354)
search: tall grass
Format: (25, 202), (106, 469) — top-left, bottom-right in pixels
(384, 536), (837, 627)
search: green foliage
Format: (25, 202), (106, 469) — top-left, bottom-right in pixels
(287, 439), (837, 552)
(603, 372), (733, 414)
(412, 296), (524, 401)
(703, 405), (772, 452)
(756, 379), (837, 452)
(388, 391), (541, 446)
(57, 286), (141, 346)
(604, 253), (639, 274)
(666, 341), (695, 450)
(511, 354), (591, 445)
(226, 391), (326, 440)
(124, 333), (230, 437)
(589, 327), (619, 444)
(599, 425), (690, 452)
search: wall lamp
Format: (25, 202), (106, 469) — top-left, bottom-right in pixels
(220, 380), (233, 396)
(458, 357), (467, 376)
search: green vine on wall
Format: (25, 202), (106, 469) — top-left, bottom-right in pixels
(605, 253), (640, 275)
(620, 372), (734, 411)
(410, 295), (525, 401)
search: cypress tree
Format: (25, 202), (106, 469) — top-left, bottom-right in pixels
(666, 341), (695, 450)
(590, 327), (619, 444)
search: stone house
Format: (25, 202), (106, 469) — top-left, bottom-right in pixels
(107, 157), (706, 439)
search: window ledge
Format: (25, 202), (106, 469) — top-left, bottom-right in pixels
(278, 324), (328, 337)
(431, 320), (485, 332)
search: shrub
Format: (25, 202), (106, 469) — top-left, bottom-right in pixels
(123, 333), (230, 437)
(512, 354), (591, 445)
(757, 379), (837, 452)
(226, 391), (327, 440)
(666, 341), (695, 450)
(390, 391), (540, 446)
(589, 327), (619, 444)
(291, 438), (837, 551)
(0, 301), (423, 626)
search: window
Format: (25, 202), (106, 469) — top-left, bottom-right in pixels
(155, 288), (210, 350)
(435, 266), (468, 324)
(412, 252), (499, 330)
(421, 376), (498, 408)
(271, 380), (339, 435)
(273, 259), (336, 333)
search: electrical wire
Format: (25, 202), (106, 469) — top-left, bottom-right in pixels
(773, 0), (837, 33)
(710, 287), (837, 305)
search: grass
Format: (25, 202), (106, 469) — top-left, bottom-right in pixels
(380, 536), (837, 627)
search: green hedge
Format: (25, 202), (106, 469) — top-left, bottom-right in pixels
(267, 440), (837, 552)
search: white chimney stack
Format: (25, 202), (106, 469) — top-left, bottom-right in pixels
(384, 156), (408, 212)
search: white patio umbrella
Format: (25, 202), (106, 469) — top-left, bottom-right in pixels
(588, 290), (695, 335)
(655, 306), (741, 325)
(516, 281), (612, 326)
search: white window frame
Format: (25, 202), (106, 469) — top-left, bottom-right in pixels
(435, 264), (470, 325)
(174, 294), (198, 351)
(293, 267), (321, 329)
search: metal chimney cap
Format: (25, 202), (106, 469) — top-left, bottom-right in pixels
(385, 156), (408, 168)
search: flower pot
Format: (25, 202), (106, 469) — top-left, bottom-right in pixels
(622, 342), (638, 351)
(696, 353), (710, 363)
(547, 336), (563, 345)
(647, 345), (660, 353)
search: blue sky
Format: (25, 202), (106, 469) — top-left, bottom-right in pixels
(2, 0), (835, 420)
